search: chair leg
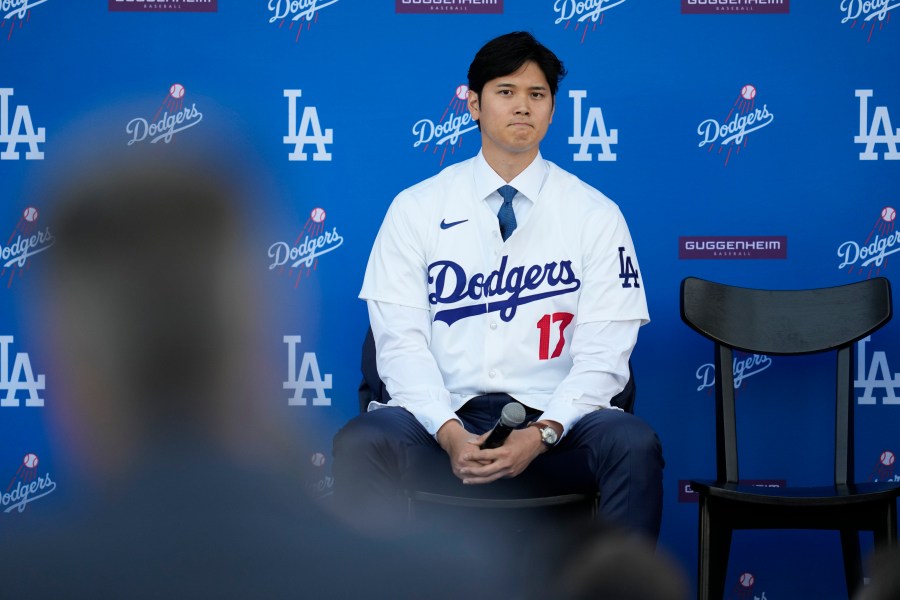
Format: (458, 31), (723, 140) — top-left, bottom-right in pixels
(840, 529), (863, 598)
(698, 496), (732, 600)
(873, 501), (898, 548)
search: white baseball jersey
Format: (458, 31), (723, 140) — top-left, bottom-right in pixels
(360, 152), (649, 434)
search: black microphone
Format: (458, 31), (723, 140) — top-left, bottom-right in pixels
(481, 402), (526, 449)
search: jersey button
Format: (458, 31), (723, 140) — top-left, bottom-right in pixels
(490, 322), (498, 330)
(488, 369), (497, 378)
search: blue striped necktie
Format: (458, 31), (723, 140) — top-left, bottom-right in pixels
(497, 185), (518, 241)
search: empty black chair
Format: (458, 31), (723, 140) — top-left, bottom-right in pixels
(680, 276), (900, 600)
(358, 327), (635, 520)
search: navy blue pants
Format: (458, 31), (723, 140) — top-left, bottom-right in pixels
(332, 394), (664, 539)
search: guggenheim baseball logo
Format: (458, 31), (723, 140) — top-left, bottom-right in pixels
(267, 0), (339, 42)
(1, 206), (54, 287)
(680, 236), (787, 259)
(0, 88), (45, 160)
(837, 206), (897, 278)
(268, 207), (343, 287)
(126, 83), (203, 146)
(552, 0), (629, 44)
(396, 0), (502, 13)
(2, 453), (56, 514)
(109, 0), (217, 12)
(682, 0), (789, 13)
(698, 84), (774, 166)
(413, 85), (478, 166)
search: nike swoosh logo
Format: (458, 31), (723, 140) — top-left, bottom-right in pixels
(440, 219), (468, 230)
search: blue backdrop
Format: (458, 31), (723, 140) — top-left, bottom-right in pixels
(2, 1), (899, 597)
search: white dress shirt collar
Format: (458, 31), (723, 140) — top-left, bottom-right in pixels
(473, 150), (548, 204)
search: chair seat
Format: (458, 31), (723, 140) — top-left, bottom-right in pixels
(691, 479), (900, 506)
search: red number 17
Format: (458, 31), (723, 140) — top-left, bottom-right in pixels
(536, 312), (574, 360)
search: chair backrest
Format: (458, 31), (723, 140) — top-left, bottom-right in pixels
(680, 277), (893, 486)
(358, 327), (637, 414)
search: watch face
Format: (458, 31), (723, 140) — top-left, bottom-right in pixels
(541, 426), (558, 445)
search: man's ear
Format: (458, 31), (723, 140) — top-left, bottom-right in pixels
(467, 89), (480, 121)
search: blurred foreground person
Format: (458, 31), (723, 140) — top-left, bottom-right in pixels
(0, 152), (500, 599)
(854, 547), (900, 600)
(526, 523), (690, 600)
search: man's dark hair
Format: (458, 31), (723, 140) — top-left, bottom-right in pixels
(467, 31), (567, 103)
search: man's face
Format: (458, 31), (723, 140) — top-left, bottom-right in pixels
(468, 61), (554, 163)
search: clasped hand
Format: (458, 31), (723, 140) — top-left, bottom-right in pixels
(437, 422), (546, 485)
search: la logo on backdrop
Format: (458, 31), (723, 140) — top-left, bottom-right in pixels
(0, 88), (45, 160)
(855, 89), (900, 161)
(1, 0), (49, 41)
(1, 453), (56, 514)
(126, 84), (203, 146)
(268, 206), (344, 288)
(284, 89), (333, 161)
(412, 85), (478, 166)
(840, 0), (896, 42)
(0, 336), (45, 408)
(0, 206), (54, 288)
(267, 0), (340, 42)
(552, 0), (629, 44)
(697, 84), (775, 167)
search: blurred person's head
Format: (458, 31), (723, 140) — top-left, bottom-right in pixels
(41, 148), (296, 486)
(527, 523), (689, 600)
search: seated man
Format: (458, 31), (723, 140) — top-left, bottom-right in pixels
(333, 31), (663, 540)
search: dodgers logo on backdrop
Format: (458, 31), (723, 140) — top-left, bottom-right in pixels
(728, 572), (770, 600)
(0, 206), (54, 288)
(307, 451), (334, 497)
(267, 0), (339, 42)
(682, 0), (789, 14)
(268, 207), (344, 287)
(856, 335), (900, 405)
(1, 453), (56, 514)
(108, 0), (218, 12)
(283, 335), (332, 406)
(395, 0), (502, 14)
(552, 0), (628, 43)
(428, 256), (582, 326)
(284, 89), (333, 161)
(836, 206), (898, 278)
(695, 353), (773, 393)
(698, 84), (774, 167)
(1, 0), (49, 41)
(0, 88), (45, 160)
(856, 90), (900, 160)
(868, 449), (899, 481)
(569, 90), (617, 162)
(126, 83), (203, 146)
(840, 0), (896, 41)
(680, 236), (787, 259)
(412, 85), (478, 167)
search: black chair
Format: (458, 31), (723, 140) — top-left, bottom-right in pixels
(680, 277), (900, 600)
(358, 327), (635, 521)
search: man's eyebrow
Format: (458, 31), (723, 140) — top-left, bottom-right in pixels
(494, 82), (548, 91)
